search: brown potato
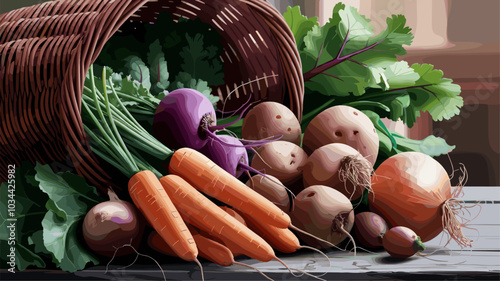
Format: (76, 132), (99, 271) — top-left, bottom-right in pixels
(302, 105), (379, 166)
(291, 185), (354, 249)
(242, 102), (302, 146)
(302, 143), (372, 201)
(250, 141), (307, 188)
(246, 174), (291, 213)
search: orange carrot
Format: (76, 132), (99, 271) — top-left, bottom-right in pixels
(148, 231), (177, 257)
(235, 208), (331, 267)
(168, 147), (291, 228)
(160, 174), (275, 262)
(149, 227), (275, 281)
(128, 170), (197, 261)
(200, 206), (246, 257)
(149, 228), (232, 266)
(219, 206), (246, 226)
(241, 212), (300, 254)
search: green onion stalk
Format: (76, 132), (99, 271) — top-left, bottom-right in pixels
(81, 65), (172, 178)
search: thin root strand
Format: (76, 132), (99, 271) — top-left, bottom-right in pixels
(232, 261), (274, 281)
(338, 155), (372, 202)
(105, 242), (166, 281)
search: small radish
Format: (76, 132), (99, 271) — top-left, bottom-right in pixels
(353, 212), (387, 249)
(383, 226), (425, 258)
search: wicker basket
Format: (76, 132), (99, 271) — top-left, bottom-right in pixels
(0, 0), (304, 190)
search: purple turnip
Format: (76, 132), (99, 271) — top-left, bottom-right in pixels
(202, 135), (250, 178)
(153, 88), (218, 150)
(153, 88), (278, 152)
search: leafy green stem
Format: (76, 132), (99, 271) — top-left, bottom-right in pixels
(82, 87), (172, 158)
(343, 101), (390, 112)
(101, 68), (139, 174)
(83, 126), (129, 176)
(304, 38), (385, 81)
(355, 84), (435, 101)
(387, 84), (434, 92)
(84, 86), (157, 109)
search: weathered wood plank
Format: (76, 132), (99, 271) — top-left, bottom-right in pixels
(459, 186), (500, 202)
(8, 187), (500, 280)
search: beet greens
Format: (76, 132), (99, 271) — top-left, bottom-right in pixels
(284, 4), (462, 167)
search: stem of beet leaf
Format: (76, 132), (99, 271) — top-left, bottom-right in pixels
(303, 31), (386, 82)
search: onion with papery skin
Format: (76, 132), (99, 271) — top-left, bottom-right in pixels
(369, 152), (472, 247)
(83, 189), (145, 257)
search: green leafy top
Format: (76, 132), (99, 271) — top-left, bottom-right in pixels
(96, 11), (223, 103)
(178, 33), (224, 86)
(283, 6), (318, 49)
(285, 3), (461, 164)
(410, 64), (463, 121)
(35, 163), (102, 272)
(294, 3), (413, 97)
(341, 62), (463, 126)
(285, 3), (462, 129)
(0, 163), (103, 272)
(147, 39), (170, 94)
(1, 163), (47, 271)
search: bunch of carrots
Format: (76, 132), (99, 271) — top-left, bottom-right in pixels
(82, 66), (330, 280)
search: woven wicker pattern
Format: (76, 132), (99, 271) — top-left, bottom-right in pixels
(0, 0), (303, 189)
(133, 0), (303, 116)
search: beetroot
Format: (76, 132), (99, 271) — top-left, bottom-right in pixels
(353, 212), (387, 249)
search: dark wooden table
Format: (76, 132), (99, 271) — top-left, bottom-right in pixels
(3, 187), (499, 281)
